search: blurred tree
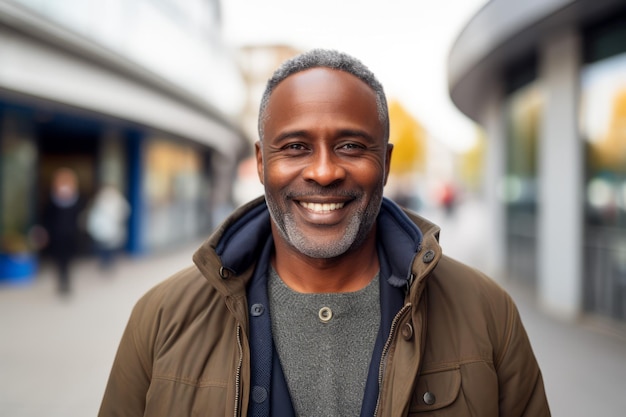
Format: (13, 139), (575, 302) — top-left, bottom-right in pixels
(592, 87), (626, 173)
(388, 99), (426, 175)
(459, 128), (486, 191)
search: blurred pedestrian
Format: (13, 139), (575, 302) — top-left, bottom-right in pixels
(438, 181), (458, 216)
(42, 167), (83, 295)
(86, 185), (131, 271)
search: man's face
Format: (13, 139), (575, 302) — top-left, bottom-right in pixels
(256, 67), (392, 259)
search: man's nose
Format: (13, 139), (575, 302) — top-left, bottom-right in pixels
(301, 149), (346, 186)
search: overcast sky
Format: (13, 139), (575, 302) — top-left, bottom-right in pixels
(220, 0), (488, 152)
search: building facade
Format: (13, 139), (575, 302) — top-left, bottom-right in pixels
(449, 0), (626, 324)
(0, 0), (249, 280)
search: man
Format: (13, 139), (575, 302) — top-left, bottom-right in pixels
(86, 184), (131, 270)
(99, 49), (550, 416)
(42, 167), (83, 295)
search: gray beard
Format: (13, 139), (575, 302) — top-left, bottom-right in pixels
(265, 191), (382, 259)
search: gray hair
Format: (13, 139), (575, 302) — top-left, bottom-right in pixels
(258, 49), (389, 141)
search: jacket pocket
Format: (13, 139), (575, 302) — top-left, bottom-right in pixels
(410, 366), (461, 413)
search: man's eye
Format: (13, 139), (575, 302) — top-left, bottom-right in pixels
(340, 143), (364, 150)
(283, 143), (307, 151)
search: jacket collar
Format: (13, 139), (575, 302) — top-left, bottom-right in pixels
(377, 198), (423, 288)
(194, 195), (442, 291)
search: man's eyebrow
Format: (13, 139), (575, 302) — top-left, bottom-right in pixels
(337, 129), (376, 142)
(273, 130), (309, 143)
(271, 129), (377, 143)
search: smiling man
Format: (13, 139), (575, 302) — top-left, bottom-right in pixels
(259, 65), (389, 293)
(99, 49), (550, 417)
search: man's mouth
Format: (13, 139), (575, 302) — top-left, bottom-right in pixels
(299, 201), (345, 213)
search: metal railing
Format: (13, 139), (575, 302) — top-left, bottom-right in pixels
(584, 226), (626, 321)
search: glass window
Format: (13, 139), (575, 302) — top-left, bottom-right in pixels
(0, 109), (37, 254)
(503, 82), (543, 287)
(142, 136), (205, 250)
(580, 51), (626, 320)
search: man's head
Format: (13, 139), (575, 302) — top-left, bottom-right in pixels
(256, 49), (393, 260)
(52, 167), (79, 200)
(258, 49), (389, 142)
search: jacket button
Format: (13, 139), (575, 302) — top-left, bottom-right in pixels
(251, 303), (264, 317)
(422, 250), (435, 263)
(252, 386), (267, 403)
(401, 323), (414, 340)
(423, 391), (436, 405)
(219, 266), (231, 279)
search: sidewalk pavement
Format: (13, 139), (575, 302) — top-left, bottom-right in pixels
(1, 207), (625, 416)
(0, 241), (201, 417)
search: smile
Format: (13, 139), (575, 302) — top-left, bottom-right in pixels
(299, 201), (345, 213)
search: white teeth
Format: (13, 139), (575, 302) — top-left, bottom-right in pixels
(300, 201), (345, 213)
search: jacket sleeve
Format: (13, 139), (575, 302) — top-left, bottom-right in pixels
(98, 297), (156, 417)
(495, 294), (551, 417)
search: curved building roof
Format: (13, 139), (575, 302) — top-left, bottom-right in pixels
(448, 0), (625, 121)
(0, 1), (249, 158)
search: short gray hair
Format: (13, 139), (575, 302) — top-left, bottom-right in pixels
(258, 49), (389, 141)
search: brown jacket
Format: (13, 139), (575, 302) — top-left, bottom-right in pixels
(99, 197), (550, 416)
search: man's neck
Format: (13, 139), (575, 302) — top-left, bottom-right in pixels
(271, 232), (379, 294)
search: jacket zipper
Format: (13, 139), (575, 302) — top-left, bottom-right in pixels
(234, 324), (243, 417)
(373, 303), (412, 417)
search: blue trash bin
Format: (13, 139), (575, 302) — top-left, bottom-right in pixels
(0, 252), (37, 284)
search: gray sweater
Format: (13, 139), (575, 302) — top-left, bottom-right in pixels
(268, 268), (381, 417)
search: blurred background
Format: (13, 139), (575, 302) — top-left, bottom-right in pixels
(1, 0), (625, 416)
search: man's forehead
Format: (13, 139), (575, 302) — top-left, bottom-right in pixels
(268, 67), (377, 105)
(260, 67), (384, 142)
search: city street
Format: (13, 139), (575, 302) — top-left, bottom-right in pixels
(1, 201), (625, 416)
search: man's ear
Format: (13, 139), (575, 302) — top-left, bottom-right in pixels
(383, 143), (393, 186)
(255, 141), (264, 185)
